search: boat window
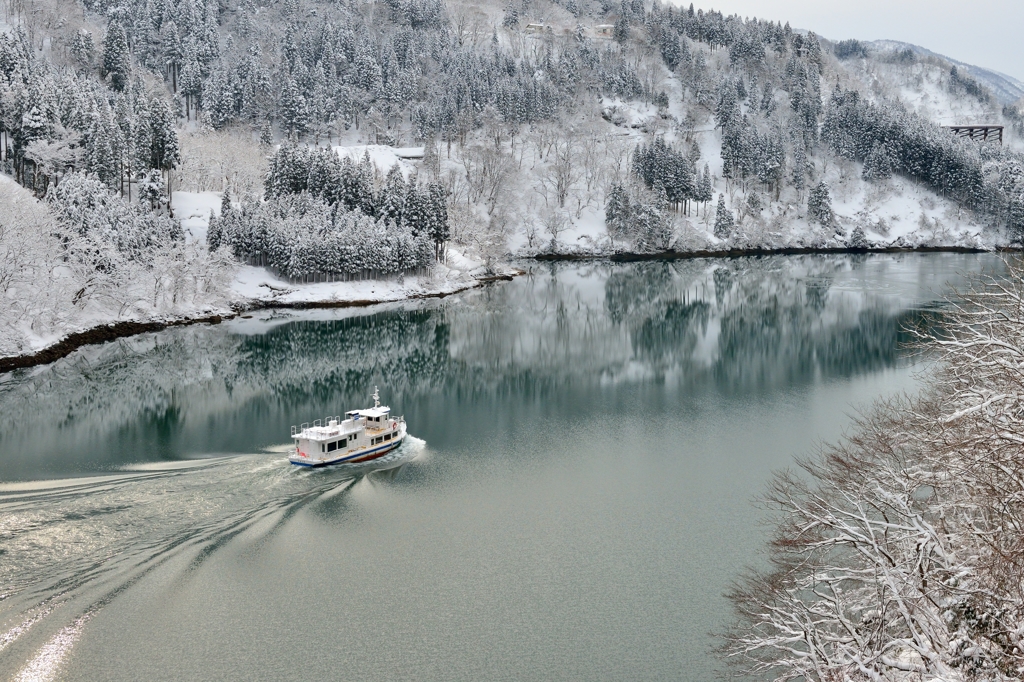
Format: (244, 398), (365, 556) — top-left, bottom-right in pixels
(328, 441), (337, 452)
(321, 443), (326, 453)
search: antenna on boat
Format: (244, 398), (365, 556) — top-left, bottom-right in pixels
(373, 386), (380, 409)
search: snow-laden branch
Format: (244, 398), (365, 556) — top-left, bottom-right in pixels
(722, 257), (1024, 681)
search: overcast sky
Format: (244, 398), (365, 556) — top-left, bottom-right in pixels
(677, 0), (1024, 83)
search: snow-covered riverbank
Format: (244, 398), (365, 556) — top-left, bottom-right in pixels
(0, 266), (503, 373)
(0, 182), (509, 371)
(0, 182), (1003, 373)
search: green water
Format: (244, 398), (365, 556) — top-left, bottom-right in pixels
(0, 253), (1002, 680)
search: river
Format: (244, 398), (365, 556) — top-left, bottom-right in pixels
(0, 253), (1003, 681)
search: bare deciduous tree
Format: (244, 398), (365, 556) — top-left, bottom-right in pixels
(722, 260), (1024, 682)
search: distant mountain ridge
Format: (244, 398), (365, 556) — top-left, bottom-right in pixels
(866, 39), (1024, 105)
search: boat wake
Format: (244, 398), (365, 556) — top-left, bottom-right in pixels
(0, 439), (427, 680)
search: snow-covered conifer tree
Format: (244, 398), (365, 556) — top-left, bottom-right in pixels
(862, 141), (896, 181)
(207, 211), (222, 251)
(102, 20), (131, 92)
(605, 184), (630, 239)
(807, 181), (834, 225)
(698, 164), (713, 214)
(149, 97), (179, 173)
(427, 183), (449, 260)
(281, 79), (310, 137)
(378, 165), (407, 225)
(713, 194), (734, 238)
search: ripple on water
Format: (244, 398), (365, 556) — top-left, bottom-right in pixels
(0, 440), (425, 680)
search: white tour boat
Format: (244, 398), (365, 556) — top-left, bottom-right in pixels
(289, 388), (407, 467)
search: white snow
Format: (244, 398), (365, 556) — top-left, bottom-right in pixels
(229, 264), (483, 307)
(172, 191), (222, 244)
(333, 145), (417, 178)
(393, 147), (425, 159)
(600, 97), (660, 129)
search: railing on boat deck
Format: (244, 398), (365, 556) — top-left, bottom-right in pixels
(291, 416), (357, 438)
(292, 413), (403, 436)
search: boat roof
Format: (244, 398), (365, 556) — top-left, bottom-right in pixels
(295, 422), (357, 440)
(350, 406), (391, 418)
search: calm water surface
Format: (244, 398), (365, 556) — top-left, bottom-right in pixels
(0, 253), (1003, 680)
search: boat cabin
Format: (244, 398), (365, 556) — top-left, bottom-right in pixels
(351, 406), (391, 431)
(292, 403), (398, 460)
(288, 387), (406, 465)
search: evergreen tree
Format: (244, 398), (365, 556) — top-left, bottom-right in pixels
(102, 20), (131, 92)
(632, 202), (672, 252)
(221, 186), (233, 216)
(760, 83), (776, 116)
(693, 163), (713, 214)
(605, 183), (631, 238)
(207, 210), (222, 251)
(715, 80), (740, 130)
(402, 184), (428, 235)
(746, 191), (762, 216)
(207, 71), (235, 129)
(281, 78), (310, 136)
(149, 97), (179, 172)
(427, 182), (449, 258)
(792, 142), (807, 195)
(307, 148), (342, 204)
(20, 106), (49, 144)
(501, 3), (519, 28)
(1008, 194), (1024, 242)
(713, 194), (733, 238)
(660, 32), (681, 70)
(265, 140), (311, 197)
(355, 153), (377, 217)
(85, 105), (122, 190)
(807, 181), (834, 225)
(850, 224), (868, 248)
(260, 121), (274, 147)
(378, 165), (407, 224)
(862, 141), (896, 181)
(613, 15), (630, 43)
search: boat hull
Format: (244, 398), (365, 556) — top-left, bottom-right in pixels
(289, 433), (406, 468)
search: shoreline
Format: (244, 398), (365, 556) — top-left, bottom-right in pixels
(0, 275), (514, 375)
(0, 244), (1013, 374)
(532, 244), (1017, 262)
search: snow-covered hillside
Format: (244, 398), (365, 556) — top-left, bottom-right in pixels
(2, 0), (1024, 362)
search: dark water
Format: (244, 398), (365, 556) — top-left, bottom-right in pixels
(0, 253), (1002, 680)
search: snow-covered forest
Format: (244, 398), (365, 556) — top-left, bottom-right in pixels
(2, 0), (1024, 357)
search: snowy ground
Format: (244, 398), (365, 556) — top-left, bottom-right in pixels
(230, 262), (487, 307)
(333, 144), (418, 178)
(174, 190), (222, 244)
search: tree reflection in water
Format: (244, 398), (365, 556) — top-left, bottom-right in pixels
(0, 253), (998, 479)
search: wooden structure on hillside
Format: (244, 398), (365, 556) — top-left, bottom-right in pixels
(946, 125), (1004, 144)
(524, 23), (553, 34)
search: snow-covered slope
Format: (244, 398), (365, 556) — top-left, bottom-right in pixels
(866, 40), (1024, 105)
